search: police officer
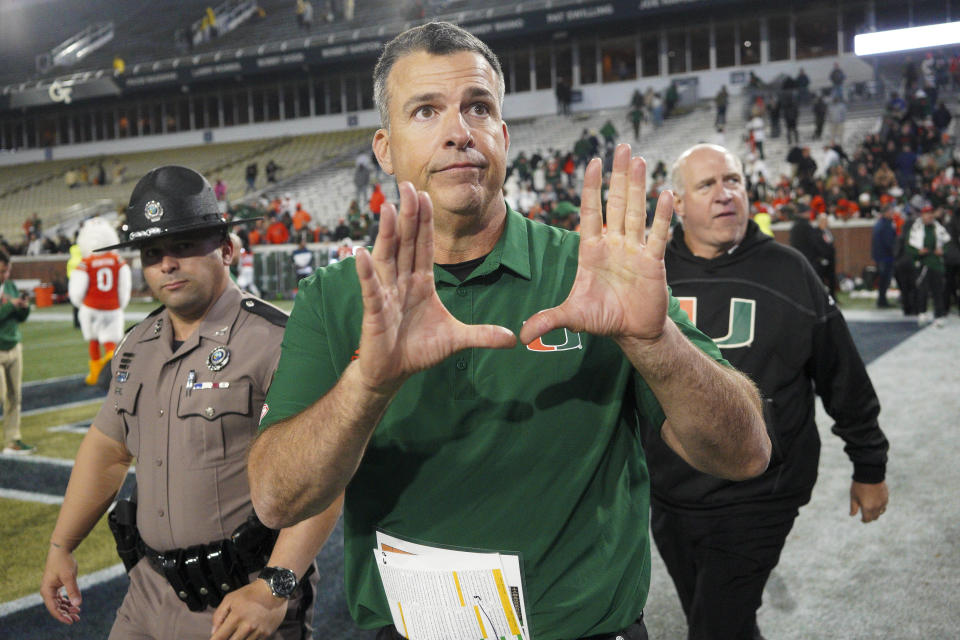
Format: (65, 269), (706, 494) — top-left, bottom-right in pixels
(41, 166), (342, 640)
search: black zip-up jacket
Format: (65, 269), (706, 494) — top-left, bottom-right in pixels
(643, 221), (888, 514)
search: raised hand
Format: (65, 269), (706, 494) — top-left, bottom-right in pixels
(520, 144), (675, 347)
(354, 182), (516, 394)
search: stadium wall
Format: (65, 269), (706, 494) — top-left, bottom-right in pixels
(0, 53), (872, 168)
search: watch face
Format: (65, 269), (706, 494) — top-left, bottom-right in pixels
(269, 568), (297, 597)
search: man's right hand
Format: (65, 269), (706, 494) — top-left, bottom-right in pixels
(41, 544), (82, 624)
(353, 181), (516, 395)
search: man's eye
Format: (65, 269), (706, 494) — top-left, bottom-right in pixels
(415, 106), (435, 119)
(470, 103), (490, 116)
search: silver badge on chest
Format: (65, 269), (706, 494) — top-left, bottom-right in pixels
(207, 346), (230, 371)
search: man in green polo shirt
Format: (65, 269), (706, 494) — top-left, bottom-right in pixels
(0, 250), (33, 455)
(249, 21), (770, 640)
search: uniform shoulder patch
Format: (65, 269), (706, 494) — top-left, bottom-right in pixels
(240, 297), (288, 328)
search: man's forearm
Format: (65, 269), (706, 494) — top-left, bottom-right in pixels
(618, 321), (770, 480)
(266, 493), (344, 578)
(51, 426), (133, 551)
(250, 363), (396, 530)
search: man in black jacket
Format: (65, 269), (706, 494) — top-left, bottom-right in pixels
(645, 143), (890, 640)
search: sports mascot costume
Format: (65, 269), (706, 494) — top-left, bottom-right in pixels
(69, 218), (131, 385)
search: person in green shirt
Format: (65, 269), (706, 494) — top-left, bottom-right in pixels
(908, 205), (952, 326)
(248, 21), (770, 640)
(0, 250), (33, 454)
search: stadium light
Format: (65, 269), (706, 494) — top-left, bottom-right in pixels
(854, 22), (960, 56)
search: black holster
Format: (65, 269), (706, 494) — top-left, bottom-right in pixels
(107, 478), (143, 573)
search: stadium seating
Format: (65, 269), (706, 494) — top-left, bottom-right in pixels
(0, 127), (372, 241)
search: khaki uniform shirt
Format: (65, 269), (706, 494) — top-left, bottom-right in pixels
(96, 284), (285, 551)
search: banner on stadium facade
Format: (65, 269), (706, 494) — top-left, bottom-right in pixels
(2, 0), (728, 108)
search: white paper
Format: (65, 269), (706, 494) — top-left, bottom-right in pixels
(374, 531), (530, 640)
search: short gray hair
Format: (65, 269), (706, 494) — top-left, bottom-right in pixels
(373, 21), (505, 130)
(670, 143), (744, 197)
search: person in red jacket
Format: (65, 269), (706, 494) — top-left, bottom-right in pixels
(369, 183), (385, 217)
(265, 215), (291, 244)
(68, 218), (131, 385)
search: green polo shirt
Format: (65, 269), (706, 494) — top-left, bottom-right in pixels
(0, 280), (29, 351)
(262, 208), (724, 639)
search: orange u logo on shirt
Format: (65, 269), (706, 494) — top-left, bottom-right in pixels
(677, 297), (756, 349)
(526, 328), (583, 352)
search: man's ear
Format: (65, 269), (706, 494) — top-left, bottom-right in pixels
(372, 130), (394, 175)
(673, 193), (685, 220)
(502, 120), (510, 156)
(219, 234), (235, 267)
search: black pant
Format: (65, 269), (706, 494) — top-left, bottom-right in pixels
(376, 617), (647, 640)
(916, 266), (946, 318)
(651, 506), (798, 640)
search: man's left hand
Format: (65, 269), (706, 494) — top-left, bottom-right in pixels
(850, 480), (889, 523)
(519, 144), (675, 346)
(209, 579), (287, 640)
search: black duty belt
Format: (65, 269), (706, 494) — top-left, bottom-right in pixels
(140, 514), (279, 612)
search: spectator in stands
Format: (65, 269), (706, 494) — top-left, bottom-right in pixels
(894, 145), (919, 196)
(333, 217), (350, 241)
(266, 214), (291, 244)
(828, 96), (847, 145)
(767, 94), (781, 139)
(829, 62), (846, 100)
(932, 101), (952, 134)
(292, 236), (315, 282)
(872, 204), (898, 308)
(816, 213), (838, 296)
(296, 0), (314, 30)
(813, 94), (827, 140)
(943, 206), (960, 314)
(354, 151), (373, 204)
(651, 92), (664, 127)
(248, 219), (265, 245)
(214, 176), (228, 201)
(715, 85), (728, 130)
(293, 202), (312, 233)
(245, 162), (258, 193)
(65, 169), (79, 189)
(796, 67), (810, 103)
(600, 119), (618, 146)
(909, 205), (951, 326)
(629, 102), (643, 141)
(111, 159), (127, 185)
(747, 113), (765, 160)
(369, 183), (385, 217)
(782, 96), (799, 145)
(555, 76), (572, 116)
(797, 147), (818, 193)
(0, 250), (33, 455)
(266, 160), (283, 184)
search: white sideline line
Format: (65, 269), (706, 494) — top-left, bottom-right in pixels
(0, 454), (77, 467)
(0, 488), (63, 504)
(0, 563), (126, 618)
(22, 398), (103, 417)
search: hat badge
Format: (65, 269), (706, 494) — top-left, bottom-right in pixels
(144, 200), (164, 222)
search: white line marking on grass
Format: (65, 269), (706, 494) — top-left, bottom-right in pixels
(23, 398), (103, 417)
(24, 374), (85, 388)
(0, 454), (77, 467)
(47, 422), (91, 434)
(0, 563), (126, 618)
(0, 488), (63, 504)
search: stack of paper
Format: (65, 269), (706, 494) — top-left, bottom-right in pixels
(374, 531), (531, 640)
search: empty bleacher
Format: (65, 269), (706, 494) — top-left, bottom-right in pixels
(0, 126), (373, 242)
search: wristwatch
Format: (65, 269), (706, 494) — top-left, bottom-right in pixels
(259, 566), (298, 599)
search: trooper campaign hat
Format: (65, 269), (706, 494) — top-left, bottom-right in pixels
(97, 165), (258, 251)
